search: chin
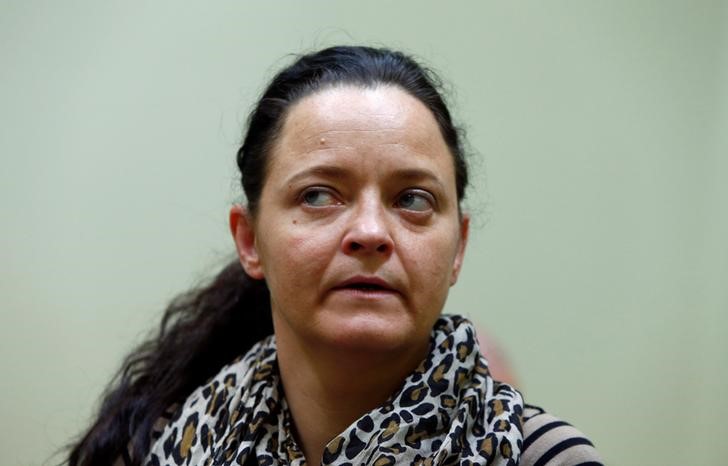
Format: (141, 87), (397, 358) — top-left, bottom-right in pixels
(315, 311), (428, 354)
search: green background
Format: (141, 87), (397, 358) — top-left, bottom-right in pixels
(1, 1), (726, 465)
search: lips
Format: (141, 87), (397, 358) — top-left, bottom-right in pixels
(332, 276), (400, 295)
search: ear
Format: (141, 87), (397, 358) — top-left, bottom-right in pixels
(449, 214), (470, 286)
(229, 204), (265, 279)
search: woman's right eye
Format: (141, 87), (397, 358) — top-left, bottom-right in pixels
(300, 188), (339, 207)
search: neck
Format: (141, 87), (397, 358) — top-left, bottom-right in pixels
(274, 320), (428, 465)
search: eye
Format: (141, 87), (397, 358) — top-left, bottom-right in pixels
(300, 187), (339, 207)
(395, 190), (434, 212)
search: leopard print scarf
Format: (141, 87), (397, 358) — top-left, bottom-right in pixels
(144, 315), (524, 466)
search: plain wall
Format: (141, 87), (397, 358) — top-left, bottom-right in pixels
(1, 2), (726, 465)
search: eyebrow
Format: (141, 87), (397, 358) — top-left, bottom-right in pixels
(284, 165), (446, 190)
(284, 166), (350, 186)
(391, 168), (446, 189)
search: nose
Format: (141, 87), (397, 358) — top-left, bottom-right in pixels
(341, 198), (394, 257)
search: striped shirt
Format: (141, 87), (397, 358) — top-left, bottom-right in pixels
(521, 404), (603, 465)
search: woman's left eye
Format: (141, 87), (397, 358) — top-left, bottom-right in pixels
(395, 190), (434, 212)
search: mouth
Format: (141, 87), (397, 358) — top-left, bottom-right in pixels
(332, 276), (400, 296)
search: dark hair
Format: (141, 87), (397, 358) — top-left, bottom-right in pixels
(67, 45), (468, 465)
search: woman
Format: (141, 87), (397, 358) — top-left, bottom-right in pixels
(68, 46), (601, 466)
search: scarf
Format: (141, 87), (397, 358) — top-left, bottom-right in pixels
(144, 315), (524, 466)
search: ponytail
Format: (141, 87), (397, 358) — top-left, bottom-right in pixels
(67, 261), (272, 465)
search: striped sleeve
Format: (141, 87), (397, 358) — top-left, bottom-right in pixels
(520, 405), (603, 466)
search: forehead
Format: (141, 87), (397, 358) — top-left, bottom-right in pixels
(270, 85), (453, 171)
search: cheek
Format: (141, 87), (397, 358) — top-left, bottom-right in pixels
(259, 223), (338, 290)
(401, 229), (460, 292)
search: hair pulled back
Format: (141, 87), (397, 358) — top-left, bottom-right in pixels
(240, 45), (468, 213)
(67, 45), (468, 466)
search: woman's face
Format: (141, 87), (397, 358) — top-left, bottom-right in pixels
(231, 85), (468, 355)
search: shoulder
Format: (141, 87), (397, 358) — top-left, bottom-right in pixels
(142, 336), (277, 464)
(520, 404), (603, 466)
